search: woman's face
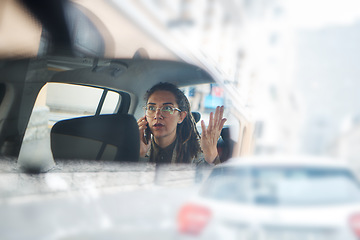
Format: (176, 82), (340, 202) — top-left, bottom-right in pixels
(146, 90), (186, 145)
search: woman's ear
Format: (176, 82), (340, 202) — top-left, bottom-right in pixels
(178, 111), (187, 124)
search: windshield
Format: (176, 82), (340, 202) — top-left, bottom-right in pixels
(201, 166), (360, 206)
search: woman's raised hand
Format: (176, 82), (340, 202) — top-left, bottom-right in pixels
(137, 116), (151, 157)
(200, 106), (227, 164)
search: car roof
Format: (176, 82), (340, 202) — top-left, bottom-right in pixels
(47, 56), (215, 93)
(216, 155), (351, 169)
(0, 56), (215, 109)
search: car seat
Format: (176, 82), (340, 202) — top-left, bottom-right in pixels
(191, 111), (201, 123)
(50, 114), (139, 161)
(217, 127), (235, 163)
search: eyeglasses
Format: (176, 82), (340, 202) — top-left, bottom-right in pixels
(145, 105), (181, 118)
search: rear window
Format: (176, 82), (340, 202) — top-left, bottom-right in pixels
(45, 83), (121, 125)
(23, 83), (122, 143)
(201, 166), (360, 206)
(181, 83), (229, 128)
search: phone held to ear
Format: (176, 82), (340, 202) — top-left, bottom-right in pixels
(144, 125), (151, 144)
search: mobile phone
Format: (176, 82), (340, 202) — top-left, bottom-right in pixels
(144, 124), (151, 144)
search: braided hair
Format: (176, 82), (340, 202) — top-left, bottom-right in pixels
(144, 82), (201, 163)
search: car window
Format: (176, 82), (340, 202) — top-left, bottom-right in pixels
(181, 83), (237, 133)
(45, 83), (121, 124)
(201, 166), (360, 206)
(264, 167), (360, 205)
(182, 84), (225, 126)
(200, 167), (252, 203)
(23, 83), (122, 143)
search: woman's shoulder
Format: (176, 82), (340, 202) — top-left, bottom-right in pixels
(191, 151), (221, 166)
(191, 151), (205, 166)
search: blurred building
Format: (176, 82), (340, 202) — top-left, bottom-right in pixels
(294, 20), (360, 157)
(239, 0), (303, 154)
(333, 116), (360, 169)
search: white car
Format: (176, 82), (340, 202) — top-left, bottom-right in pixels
(177, 156), (360, 240)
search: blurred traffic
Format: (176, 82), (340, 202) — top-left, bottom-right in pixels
(177, 156), (360, 240)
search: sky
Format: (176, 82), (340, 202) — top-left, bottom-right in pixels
(286, 0), (360, 30)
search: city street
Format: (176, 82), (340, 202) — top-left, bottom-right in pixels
(0, 166), (199, 240)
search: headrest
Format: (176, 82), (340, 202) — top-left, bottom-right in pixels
(221, 127), (231, 140)
(191, 111), (201, 123)
(51, 114), (139, 161)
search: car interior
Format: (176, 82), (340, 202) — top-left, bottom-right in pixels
(0, 56), (235, 172)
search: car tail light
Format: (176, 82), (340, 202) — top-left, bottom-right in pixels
(349, 213), (360, 237)
(177, 203), (211, 236)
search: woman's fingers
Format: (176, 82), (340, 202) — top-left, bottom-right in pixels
(213, 106), (223, 129)
(200, 106), (227, 162)
(201, 120), (207, 137)
(138, 116), (151, 157)
(137, 117), (149, 143)
(209, 106), (225, 130)
(208, 111), (214, 130)
(202, 105), (227, 140)
(203, 106), (226, 133)
(219, 118), (227, 130)
(218, 106), (226, 130)
(137, 116), (145, 123)
(137, 117), (147, 128)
